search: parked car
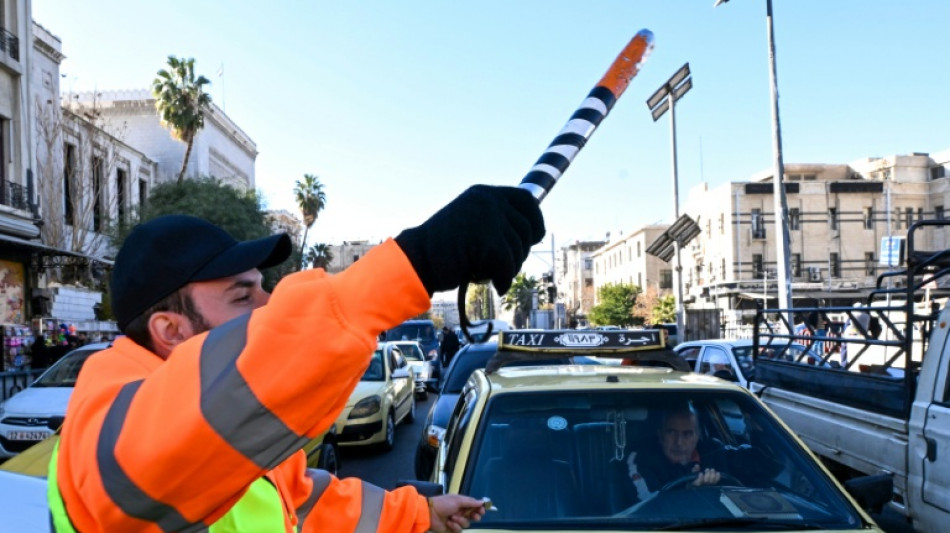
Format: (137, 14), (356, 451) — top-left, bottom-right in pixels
(390, 340), (431, 400)
(333, 342), (415, 451)
(674, 338), (828, 388)
(0, 341), (110, 459)
(409, 329), (888, 532)
(384, 319), (439, 359)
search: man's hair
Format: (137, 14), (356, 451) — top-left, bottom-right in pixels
(660, 403), (698, 430)
(123, 287), (210, 351)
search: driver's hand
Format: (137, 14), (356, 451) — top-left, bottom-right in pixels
(691, 466), (721, 486)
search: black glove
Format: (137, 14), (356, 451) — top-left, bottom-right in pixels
(395, 185), (545, 295)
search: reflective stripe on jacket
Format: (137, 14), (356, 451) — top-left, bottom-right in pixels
(53, 240), (432, 532)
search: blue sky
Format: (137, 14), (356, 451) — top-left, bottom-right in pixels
(33, 1), (950, 278)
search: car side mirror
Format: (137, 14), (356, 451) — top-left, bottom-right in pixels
(843, 473), (893, 514)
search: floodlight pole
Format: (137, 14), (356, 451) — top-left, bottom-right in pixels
(668, 90), (685, 343)
(647, 64), (691, 343)
(716, 0), (793, 314)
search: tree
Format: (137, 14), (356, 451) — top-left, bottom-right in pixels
(111, 177), (293, 290)
(293, 174), (327, 270)
(152, 56), (212, 185)
(305, 243), (333, 270)
(651, 294), (677, 324)
(588, 282), (640, 327)
(501, 273), (538, 329)
(466, 283), (495, 322)
(35, 95), (124, 283)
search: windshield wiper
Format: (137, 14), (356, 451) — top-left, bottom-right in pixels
(658, 517), (826, 530)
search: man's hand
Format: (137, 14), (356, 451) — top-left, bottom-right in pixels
(690, 465), (721, 487)
(427, 494), (487, 533)
(395, 185), (545, 296)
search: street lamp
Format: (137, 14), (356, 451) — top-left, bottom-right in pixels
(715, 0), (793, 312)
(646, 63), (692, 341)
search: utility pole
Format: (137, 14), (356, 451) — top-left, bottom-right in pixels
(647, 63), (693, 343)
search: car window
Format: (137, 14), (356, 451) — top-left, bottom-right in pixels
(460, 389), (864, 529)
(443, 385), (479, 484)
(386, 323), (436, 344)
(730, 345), (756, 374)
(676, 346), (701, 366)
(32, 347), (100, 387)
(397, 343), (425, 361)
(361, 350), (385, 381)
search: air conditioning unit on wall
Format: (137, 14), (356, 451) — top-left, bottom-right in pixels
(808, 267), (822, 282)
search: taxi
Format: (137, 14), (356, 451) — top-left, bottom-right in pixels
(414, 329), (887, 532)
(333, 341), (415, 451)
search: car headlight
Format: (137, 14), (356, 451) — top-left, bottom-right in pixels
(426, 425), (446, 449)
(348, 395), (381, 419)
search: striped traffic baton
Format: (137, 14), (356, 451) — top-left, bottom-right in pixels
(460, 29), (656, 343)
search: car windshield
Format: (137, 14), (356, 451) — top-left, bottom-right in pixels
(361, 350), (385, 381)
(32, 347), (100, 387)
(394, 343), (425, 361)
(461, 389), (864, 530)
(386, 324), (436, 343)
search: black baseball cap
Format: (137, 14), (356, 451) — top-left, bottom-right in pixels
(111, 215), (292, 331)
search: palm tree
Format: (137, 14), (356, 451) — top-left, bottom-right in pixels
(293, 174), (327, 270)
(501, 273), (538, 329)
(152, 56), (212, 185)
(306, 243), (334, 270)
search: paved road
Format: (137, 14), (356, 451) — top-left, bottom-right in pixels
(337, 394), (434, 490)
(336, 394), (915, 532)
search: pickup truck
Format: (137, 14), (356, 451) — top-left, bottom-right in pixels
(750, 219), (950, 532)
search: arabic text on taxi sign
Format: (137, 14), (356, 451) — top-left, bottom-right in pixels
(499, 330), (664, 351)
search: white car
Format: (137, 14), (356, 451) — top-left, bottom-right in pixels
(674, 338), (828, 389)
(0, 342), (110, 458)
(389, 340), (431, 400)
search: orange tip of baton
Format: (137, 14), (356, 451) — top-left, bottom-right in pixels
(597, 29), (655, 98)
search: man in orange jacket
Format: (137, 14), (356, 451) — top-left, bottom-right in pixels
(52, 185), (544, 532)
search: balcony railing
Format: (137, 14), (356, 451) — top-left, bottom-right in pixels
(0, 28), (18, 61)
(0, 180), (29, 210)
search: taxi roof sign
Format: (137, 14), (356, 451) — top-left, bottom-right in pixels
(486, 329), (686, 374)
(499, 329), (665, 353)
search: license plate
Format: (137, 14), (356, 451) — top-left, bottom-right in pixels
(5, 431), (50, 441)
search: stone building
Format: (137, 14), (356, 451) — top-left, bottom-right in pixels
(325, 240), (379, 274)
(591, 226), (672, 304)
(68, 89), (257, 190)
(676, 150), (950, 327)
(555, 240), (605, 324)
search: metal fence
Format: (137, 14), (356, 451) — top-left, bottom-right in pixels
(0, 368), (45, 402)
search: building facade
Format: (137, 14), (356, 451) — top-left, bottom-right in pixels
(591, 226), (672, 305)
(677, 151), (950, 328)
(70, 89), (257, 190)
(555, 240), (605, 322)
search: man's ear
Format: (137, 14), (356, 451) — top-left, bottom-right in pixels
(147, 312), (189, 358)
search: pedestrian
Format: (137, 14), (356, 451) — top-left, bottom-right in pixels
(439, 325), (461, 367)
(51, 185), (543, 532)
(29, 333), (50, 369)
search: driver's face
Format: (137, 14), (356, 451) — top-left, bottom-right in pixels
(659, 412), (699, 465)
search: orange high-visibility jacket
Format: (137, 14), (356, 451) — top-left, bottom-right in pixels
(55, 240), (433, 532)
